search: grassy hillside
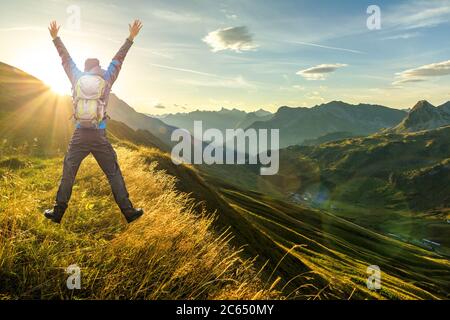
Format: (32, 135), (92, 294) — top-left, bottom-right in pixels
(301, 131), (360, 146)
(183, 155), (450, 299)
(201, 126), (450, 261)
(204, 126), (450, 214)
(0, 146), (278, 299)
(3, 140), (448, 300)
(284, 126), (450, 213)
(218, 183), (449, 299)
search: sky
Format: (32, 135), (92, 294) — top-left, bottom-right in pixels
(2, 0), (450, 114)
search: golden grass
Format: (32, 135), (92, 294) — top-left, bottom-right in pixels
(0, 147), (279, 299)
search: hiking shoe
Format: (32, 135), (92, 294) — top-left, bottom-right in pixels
(123, 208), (144, 223)
(44, 205), (66, 223)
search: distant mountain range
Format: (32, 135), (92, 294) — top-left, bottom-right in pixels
(156, 101), (413, 149)
(159, 99), (450, 148)
(248, 101), (407, 148)
(158, 107), (273, 135)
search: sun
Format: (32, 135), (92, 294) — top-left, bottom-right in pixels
(13, 50), (72, 95)
(40, 67), (71, 95)
(48, 78), (71, 95)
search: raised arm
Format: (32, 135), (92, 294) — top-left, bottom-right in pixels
(48, 21), (82, 86)
(104, 19), (143, 85)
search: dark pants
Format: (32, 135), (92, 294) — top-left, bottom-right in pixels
(55, 128), (133, 212)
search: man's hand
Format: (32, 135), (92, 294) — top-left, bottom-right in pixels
(48, 21), (60, 40)
(128, 19), (143, 41)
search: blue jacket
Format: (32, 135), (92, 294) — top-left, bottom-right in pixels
(53, 37), (133, 129)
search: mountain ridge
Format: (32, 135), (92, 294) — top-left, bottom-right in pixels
(158, 107), (273, 135)
(248, 100), (408, 147)
(392, 100), (450, 133)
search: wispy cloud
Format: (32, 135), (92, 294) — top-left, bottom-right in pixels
(178, 76), (254, 89)
(296, 63), (348, 81)
(149, 63), (256, 89)
(279, 84), (305, 92)
(173, 104), (188, 110)
(394, 60), (450, 85)
(382, 32), (420, 40)
(0, 26), (45, 32)
(386, 1), (450, 30)
(148, 63), (219, 77)
(307, 91), (325, 102)
(0, 24), (174, 59)
(290, 41), (364, 54)
(133, 45), (173, 59)
(203, 26), (257, 52)
(151, 9), (201, 23)
(392, 78), (426, 86)
(154, 103), (166, 109)
(220, 8), (238, 20)
(226, 14), (238, 20)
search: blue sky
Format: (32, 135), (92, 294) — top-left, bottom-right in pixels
(2, 0), (450, 114)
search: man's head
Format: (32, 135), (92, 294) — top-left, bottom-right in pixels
(84, 58), (100, 72)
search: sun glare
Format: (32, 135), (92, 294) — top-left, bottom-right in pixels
(40, 69), (71, 95)
(48, 78), (70, 95)
(14, 50), (72, 96)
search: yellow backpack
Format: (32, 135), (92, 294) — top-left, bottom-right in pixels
(74, 74), (106, 128)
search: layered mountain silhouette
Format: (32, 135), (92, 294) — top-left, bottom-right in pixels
(159, 107), (273, 135)
(107, 94), (177, 146)
(247, 101), (407, 147)
(392, 100), (450, 133)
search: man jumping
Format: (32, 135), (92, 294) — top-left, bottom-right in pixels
(44, 20), (144, 224)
